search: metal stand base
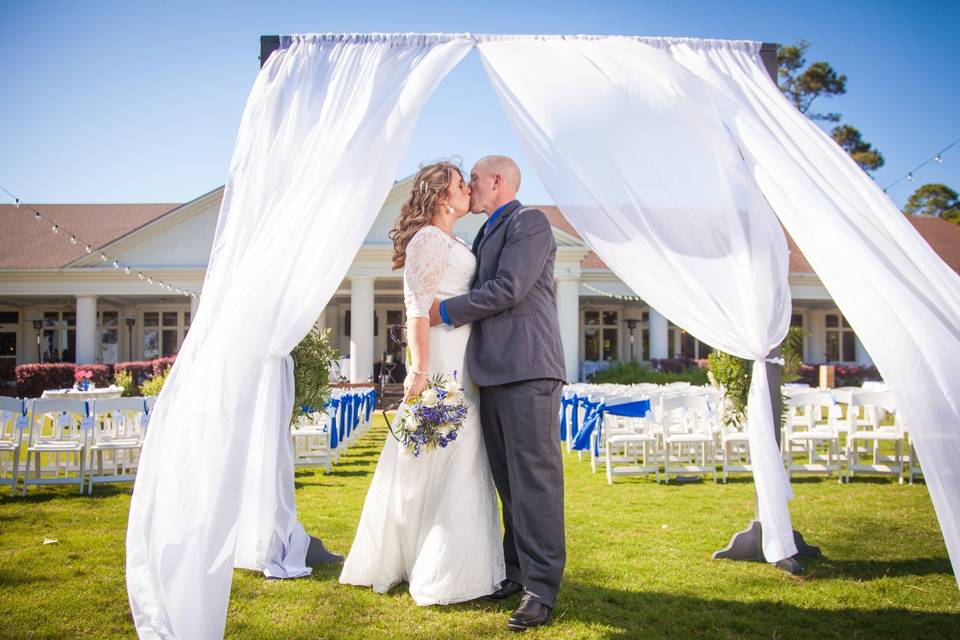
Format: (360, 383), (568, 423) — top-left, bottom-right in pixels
(306, 535), (344, 566)
(712, 520), (820, 575)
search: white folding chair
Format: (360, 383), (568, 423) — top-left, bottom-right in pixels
(0, 397), (27, 495)
(87, 397), (151, 494)
(603, 396), (659, 484)
(782, 392), (842, 482)
(291, 411), (332, 473)
(21, 398), (90, 495)
(845, 391), (903, 482)
(662, 394), (717, 483)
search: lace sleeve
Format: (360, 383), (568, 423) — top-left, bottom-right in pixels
(403, 227), (451, 318)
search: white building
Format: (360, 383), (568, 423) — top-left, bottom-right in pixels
(3, 176), (959, 388)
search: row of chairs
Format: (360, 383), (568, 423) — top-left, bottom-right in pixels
(562, 381), (923, 485)
(290, 387), (377, 473)
(0, 395), (155, 495)
(0, 386), (378, 495)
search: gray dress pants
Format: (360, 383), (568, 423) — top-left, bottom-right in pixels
(479, 378), (565, 608)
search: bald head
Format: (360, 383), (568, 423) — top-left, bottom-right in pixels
(468, 155), (521, 215)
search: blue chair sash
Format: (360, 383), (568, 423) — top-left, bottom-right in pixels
(571, 398), (651, 456)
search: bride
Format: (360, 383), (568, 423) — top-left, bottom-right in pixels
(339, 160), (506, 604)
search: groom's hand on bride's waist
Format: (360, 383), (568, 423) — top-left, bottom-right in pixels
(429, 299), (444, 327)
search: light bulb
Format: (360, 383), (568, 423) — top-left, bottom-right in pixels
(100, 253), (107, 262)
(138, 272), (144, 279)
(51, 224), (59, 234)
(935, 154), (943, 164)
(124, 267), (130, 274)
(112, 261), (120, 269)
(69, 235), (77, 244)
(907, 173), (914, 182)
(147, 277), (153, 284)
(34, 211), (41, 221)
(85, 245), (92, 253)
(14, 199), (19, 208)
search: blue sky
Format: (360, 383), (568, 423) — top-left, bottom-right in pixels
(1, 0), (957, 210)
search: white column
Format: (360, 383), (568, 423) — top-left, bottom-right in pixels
(649, 307), (668, 360)
(76, 295), (98, 364)
(854, 334), (872, 365)
(189, 293), (200, 323)
(350, 276), (374, 383)
(555, 274), (581, 382)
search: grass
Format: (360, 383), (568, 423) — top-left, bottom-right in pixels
(0, 413), (957, 639)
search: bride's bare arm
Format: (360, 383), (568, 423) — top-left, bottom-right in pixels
(403, 317), (430, 402)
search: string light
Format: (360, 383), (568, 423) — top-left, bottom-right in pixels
(883, 138), (958, 193)
(1, 184), (200, 299)
(581, 280), (644, 302)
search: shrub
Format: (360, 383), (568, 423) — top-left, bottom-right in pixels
(291, 327), (339, 420)
(152, 356), (176, 377)
(139, 366), (171, 397)
(650, 357), (708, 374)
(588, 361), (709, 385)
(74, 364), (112, 387)
(114, 358), (176, 387)
(113, 369), (137, 397)
(16, 363), (77, 398)
(706, 326), (807, 428)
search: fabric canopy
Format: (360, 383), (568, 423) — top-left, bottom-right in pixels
(126, 33), (960, 640)
(125, 33), (473, 640)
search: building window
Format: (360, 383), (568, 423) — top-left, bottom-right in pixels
(98, 310), (119, 364)
(0, 310), (19, 384)
(41, 310), (75, 362)
(584, 310), (619, 361)
(679, 329), (714, 360)
(825, 312), (855, 362)
(144, 310), (190, 359)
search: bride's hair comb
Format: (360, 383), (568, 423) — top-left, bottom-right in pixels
(418, 180), (427, 194)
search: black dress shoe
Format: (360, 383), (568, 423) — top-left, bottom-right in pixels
(507, 593), (553, 632)
(305, 535), (344, 566)
(487, 579), (524, 600)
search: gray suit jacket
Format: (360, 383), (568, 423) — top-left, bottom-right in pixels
(443, 200), (566, 387)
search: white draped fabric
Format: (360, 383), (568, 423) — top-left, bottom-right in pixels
(125, 34), (473, 639)
(652, 38), (960, 585)
(126, 32), (960, 640)
(476, 37), (797, 562)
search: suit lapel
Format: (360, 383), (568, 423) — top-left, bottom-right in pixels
(476, 200), (521, 254)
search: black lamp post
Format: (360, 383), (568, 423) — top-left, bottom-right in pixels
(624, 318), (638, 361)
(125, 317), (136, 361)
(32, 319), (42, 363)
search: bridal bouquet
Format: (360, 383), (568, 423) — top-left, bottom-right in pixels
(390, 372), (468, 457)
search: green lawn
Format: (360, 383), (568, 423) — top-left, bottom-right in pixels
(1, 415), (957, 639)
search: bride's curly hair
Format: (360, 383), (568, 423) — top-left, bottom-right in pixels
(390, 160), (463, 269)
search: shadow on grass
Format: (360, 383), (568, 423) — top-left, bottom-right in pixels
(805, 556), (953, 580)
(430, 580), (960, 639)
(0, 483), (131, 505)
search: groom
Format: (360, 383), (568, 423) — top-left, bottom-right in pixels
(430, 156), (566, 632)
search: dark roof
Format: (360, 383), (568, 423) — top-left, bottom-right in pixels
(2, 198), (958, 276)
(539, 205), (960, 275)
(0, 203), (179, 268)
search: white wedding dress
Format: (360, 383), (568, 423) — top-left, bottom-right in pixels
(339, 224), (506, 605)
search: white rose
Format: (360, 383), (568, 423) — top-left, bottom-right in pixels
(443, 377), (459, 392)
(404, 414), (419, 432)
(421, 388), (439, 407)
(443, 389), (464, 405)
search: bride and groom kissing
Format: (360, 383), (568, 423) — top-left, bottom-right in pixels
(336, 155), (567, 632)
